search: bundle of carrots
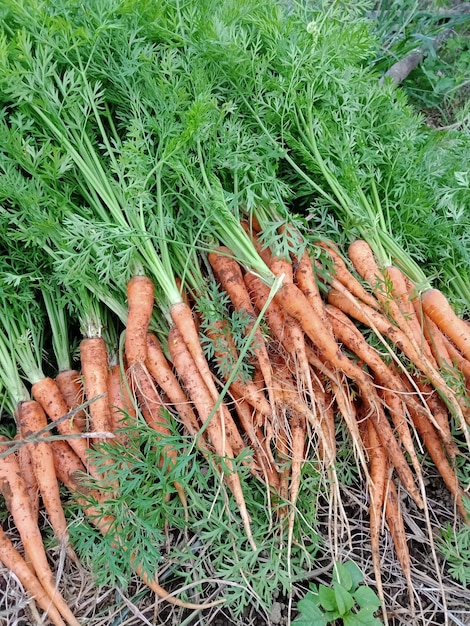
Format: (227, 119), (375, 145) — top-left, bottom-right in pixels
(0, 227), (469, 623)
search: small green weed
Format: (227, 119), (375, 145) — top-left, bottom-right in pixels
(439, 486), (470, 587)
(293, 560), (382, 626)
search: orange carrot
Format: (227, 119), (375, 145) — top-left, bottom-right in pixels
(442, 335), (470, 383)
(407, 398), (467, 521)
(245, 272), (335, 463)
(0, 526), (67, 626)
(204, 318), (271, 420)
(169, 300), (220, 401)
(273, 404), (290, 514)
(134, 368), (170, 437)
(378, 388), (421, 476)
(168, 326), (245, 457)
(325, 303), (445, 460)
(50, 439), (89, 493)
(107, 364), (136, 445)
(294, 250), (330, 329)
(55, 369), (86, 431)
(80, 336), (112, 443)
(421, 288), (470, 361)
(348, 242), (411, 327)
(383, 265), (436, 365)
(31, 376), (96, 478)
(385, 477), (412, 592)
(15, 434), (39, 524)
(208, 247), (275, 412)
(417, 312), (453, 369)
(125, 275), (155, 367)
(316, 241), (381, 310)
(145, 334), (209, 449)
(168, 326), (256, 550)
(348, 241), (428, 353)
(269, 255), (318, 403)
(0, 437), (80, 626)
(412, 377), (460, 461)
(405, 277), (452, 368)
(231, 391), (280, 491)
(272, 281), (422, 506)
(133, 367), (187, 506)
(271, 355), (320, 530)
(17, 401), (74, 556)
(362, 417), (387, 618)
(327, 288), (470, 435)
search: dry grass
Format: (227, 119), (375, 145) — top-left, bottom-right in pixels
(1, 458), (470, 626)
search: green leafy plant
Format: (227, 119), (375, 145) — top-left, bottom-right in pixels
(294, 560), (382, 626)
(439, 485), (470, 588)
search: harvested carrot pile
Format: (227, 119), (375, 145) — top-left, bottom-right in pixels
(0, 1), (469, 624)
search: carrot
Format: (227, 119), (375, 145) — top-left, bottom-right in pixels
(55, 369), (86, 432)
(107, 364), (137, 445)
(208, 247), (275, 414)
(421, 288), (470, 361)
(442, 335), (470, 383)
(0, 526), (67, 626)
(231, 391), (280, 491)
(327, 287), (470, 436)
(365, 400), (421, 507)
(325, 303), (439, 465)
(294, 250), (330, 329)
(316, 241), (381, 310)
(362, 417), (387, 623)
(269, 255), (318, 401)
(168, 325), (256, 550)
(124, 278), (186, 500)
(167, 328), (245, 458)
(383, 265), (436, 365)
(145, 333), (209, 450)
(244, 272), (289, 345)
(418, 312), (453, 369)
(31, 376), (97, 478)
(314, 380), (337, 464)
(271, 356), (318, 536)
(133, 367), (187, 506)
(286, 404), (306, 568)
(273, 281), (422, 506)
(17, 401), (74, 557)
(405, 277), (452, 369)
(125, 274), (155, 367)
(412, 377), (460, 461)
(245, 272), (335, 464)
(80, 336), (112, 443)
(50, 439), (89, 493)
(203, 319), (271, 420)
(348, 241), (428, 352)
(406, 396), (468, 521)
(15, 434), (39, 524)
(134, 368), (171, 437)
(0, 437), (80, 626)
(273, 404), (290, 515)
(377, 387), (422, 476)
(170, 300), (221, 400)
(385, 477), (412, 595)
